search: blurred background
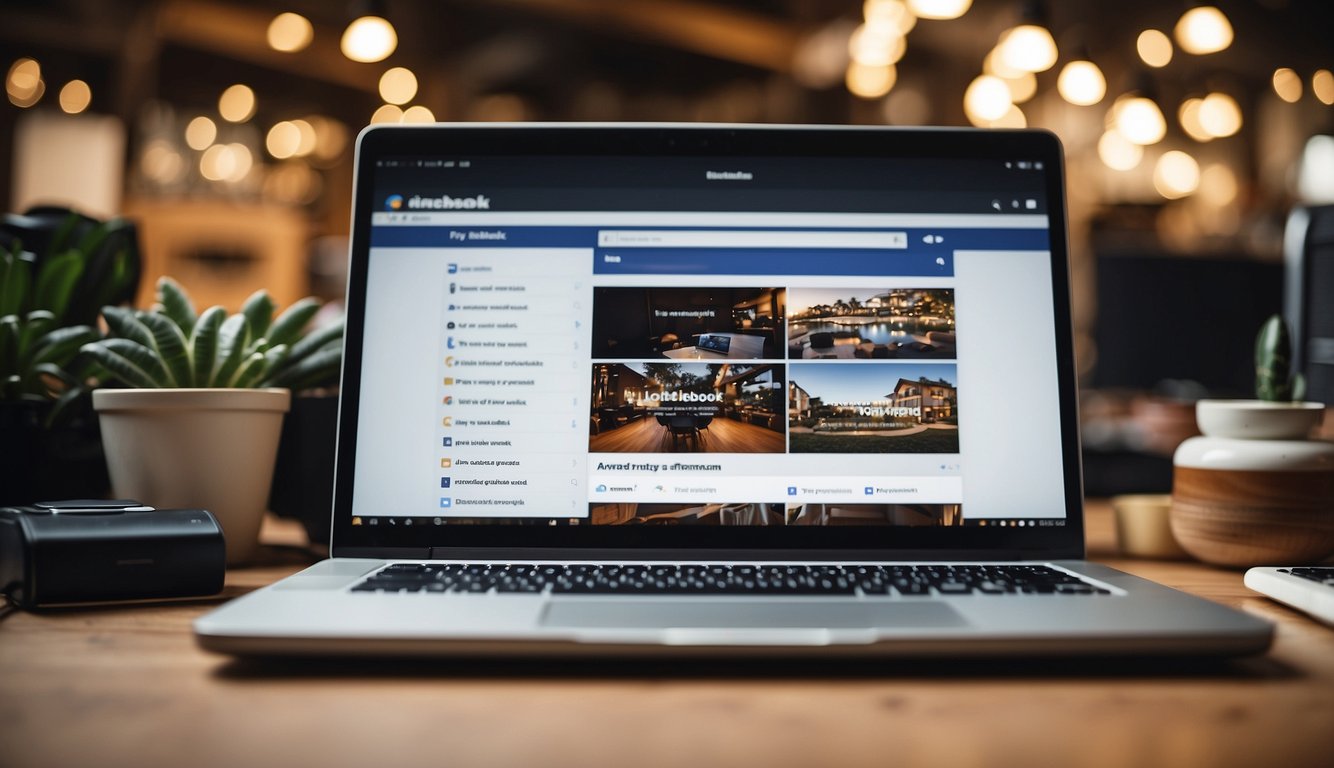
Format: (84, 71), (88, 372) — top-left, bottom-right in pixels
(3, 0), (1333, 493)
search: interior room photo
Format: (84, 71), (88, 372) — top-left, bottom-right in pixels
(2, 2), (1332, 768)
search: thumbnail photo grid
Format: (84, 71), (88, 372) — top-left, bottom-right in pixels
(577, 284), (962, 526)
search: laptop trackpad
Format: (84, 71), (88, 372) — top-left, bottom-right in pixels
(542, 600), (966, 629)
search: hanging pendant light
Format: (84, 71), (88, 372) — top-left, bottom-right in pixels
(341, 1), (398, 63)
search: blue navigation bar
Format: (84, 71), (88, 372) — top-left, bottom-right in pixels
(594, 248), (954, 277)
(370, 225), (1049, 277)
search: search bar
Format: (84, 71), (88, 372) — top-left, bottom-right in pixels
(597, 230), (907, 249)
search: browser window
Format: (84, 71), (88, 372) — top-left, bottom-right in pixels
(351, 155), (1066, 529)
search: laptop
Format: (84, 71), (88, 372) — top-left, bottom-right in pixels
(195, 124), (1272, 658)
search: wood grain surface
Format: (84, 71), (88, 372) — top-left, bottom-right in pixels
(1, 502), (1331, 768)
(1171, 467), (1334, 565)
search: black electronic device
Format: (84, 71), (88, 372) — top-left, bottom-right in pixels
(1284, 204), (1334, 407)
(0, 500), (226, 608)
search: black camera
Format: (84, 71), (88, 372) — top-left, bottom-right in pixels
(0, 500), (226, 608)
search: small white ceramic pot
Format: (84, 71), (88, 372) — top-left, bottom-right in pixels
(93, 388), (291, 565)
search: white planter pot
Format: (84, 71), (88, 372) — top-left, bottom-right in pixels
(1171, 399), (1334, 568)
(93, 388), (290, 565)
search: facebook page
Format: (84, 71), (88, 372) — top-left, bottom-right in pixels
(351, 157), (1067, 528)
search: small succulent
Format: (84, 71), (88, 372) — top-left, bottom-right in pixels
(1254, 314), (1306, 402)
(82, 277), (343, 390)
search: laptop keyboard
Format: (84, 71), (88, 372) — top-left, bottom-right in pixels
(351, 563), (1111, 596)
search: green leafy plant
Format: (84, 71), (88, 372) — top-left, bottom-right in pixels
(0, 212), (140, 422)
(82, 277), (343, 390)
(1254, 314), (1306, 402)
(1, 208), (141, 327)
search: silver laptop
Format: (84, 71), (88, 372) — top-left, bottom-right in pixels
(195, 124), (1271, 658)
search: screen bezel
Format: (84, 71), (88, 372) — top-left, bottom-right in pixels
(330, 124), (1085, 559)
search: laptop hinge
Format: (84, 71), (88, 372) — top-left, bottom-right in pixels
(335, 547), (432, 559)
(423, 547), (1055, 562)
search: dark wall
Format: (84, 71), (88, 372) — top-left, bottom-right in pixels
(1092, 253), (1283, 397)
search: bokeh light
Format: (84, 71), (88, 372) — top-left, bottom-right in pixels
(267, 13), (313, 53)
(218, 84), (256, 123)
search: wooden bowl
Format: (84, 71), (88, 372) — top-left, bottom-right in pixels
(1170, 465), (1334, 568)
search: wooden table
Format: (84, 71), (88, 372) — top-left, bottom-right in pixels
(2, 502), (1331, 768)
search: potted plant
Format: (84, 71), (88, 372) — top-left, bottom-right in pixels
(0, 208), (141, 504)
(82, 277), (342, 564)
(1170, 315), (1333, 567)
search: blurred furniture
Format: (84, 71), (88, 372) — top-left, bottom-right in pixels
(124, 199), (308, 310)
(667, 414), (702, 449)
(2, 502), (1330, 768)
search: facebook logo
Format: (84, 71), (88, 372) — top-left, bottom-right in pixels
(440, 477), (451, 488)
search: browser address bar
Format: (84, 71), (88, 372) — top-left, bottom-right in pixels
(597, 230), (907, 249)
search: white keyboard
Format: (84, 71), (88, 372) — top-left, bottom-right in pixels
(1244, 567), (1334, 626)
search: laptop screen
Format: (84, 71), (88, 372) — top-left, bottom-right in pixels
(336, 126), (1083, 555)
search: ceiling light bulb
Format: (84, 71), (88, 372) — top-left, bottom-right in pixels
(989, 104), (1027, 129)
(1178, 98), (1213, 143)
(997, 24), (1058, 74)
(1154, 150), (1200, 199)
(1314, 70), (1334, 106)
(379, 67), (418, 105)
(983, 47), (1024, 79)
(1175, 6), (1233, 55)
(267, 122), (301, 159)
(1198, 92), (1242, 138)
(864, 1), (916, 34)
(1057, 60), (1106, 106)
(8, 58), (40, 93)
(846, 62), (897, 99)
(58, 79), (91, 114)
(1113, 96), (1166, 145)
(1136, 29), (1173, 68)
(218, 84), (256, 123)
(1272, 68), (1302, 103)
(224, 143), (253, 182)
(848, 23), (906, 68)
(401, 105), (436, 124)
(185, 116), (217, 150)
(964, 75), (1012, 123)
(267, 13), (313, 53)
(200, 144), (233, 181)
(1098, 131), (1143, 171)
(6, 57), (44, 107)
(906, 0), (971, 20)
(370, 104), (404, 124)
(290, 119), (318, 156)
(341, 16), (398, 63)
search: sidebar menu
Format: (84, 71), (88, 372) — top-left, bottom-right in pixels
(435, 252), (590, 518)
